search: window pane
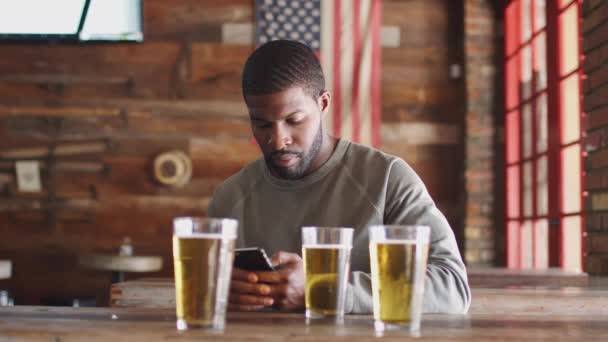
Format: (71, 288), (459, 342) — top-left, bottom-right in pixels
(536, 93), (548, 153)
(507, 221), (520, 268)
(559, 5), (579, 76)
(521, 220), (533, 268)
(561, 143), (581, 213)
(506, 0), (521, 56)
(562, 215), (582, 272)
(522, 103), (533, 158)
(507, 165), (521, 219)
(534, 219), (549, 269)
(534, 0), (546, 31)
(534, 32), (547, 91)
(521, 45), (533, 99)
(506, 110), (521, 163)
(521, 0), (532, 43)
(537, 155), (548, 216)
(0, 0), (86, 35)
(523, 161), (533, 217)
(560, 74), (581, 145)
(506, 54), (520, 109)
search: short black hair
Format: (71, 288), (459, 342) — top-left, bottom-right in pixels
(242, 40), (325, 100)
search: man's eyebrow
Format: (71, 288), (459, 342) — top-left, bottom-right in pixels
(250, 110), (302, 121)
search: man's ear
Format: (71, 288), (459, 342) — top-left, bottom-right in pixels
(318, 90), (331, 115)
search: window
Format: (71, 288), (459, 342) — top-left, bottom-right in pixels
(0, 0), (143, 42)
(504, 0), (584, 271)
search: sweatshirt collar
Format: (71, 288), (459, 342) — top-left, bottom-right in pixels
(261, 138), (350, 189)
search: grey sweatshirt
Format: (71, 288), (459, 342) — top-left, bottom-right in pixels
(207, 139), (471, 314)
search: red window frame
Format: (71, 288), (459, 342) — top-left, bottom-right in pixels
(504, 0), (584, 271)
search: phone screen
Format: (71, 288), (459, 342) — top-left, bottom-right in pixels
(233, 247), (275, 271)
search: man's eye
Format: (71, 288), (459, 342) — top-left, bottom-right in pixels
(287, 119), (303, 126)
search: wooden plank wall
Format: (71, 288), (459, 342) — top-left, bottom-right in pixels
(0, 0), (465, 305)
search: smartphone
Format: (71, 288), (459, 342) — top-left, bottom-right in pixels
(233, 247), (275, 271)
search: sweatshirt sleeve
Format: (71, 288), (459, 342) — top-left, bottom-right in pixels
(346, 159), (471, 314)
(206, 186), (247, 249)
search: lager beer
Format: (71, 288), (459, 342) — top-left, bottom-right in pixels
(370, 241), (428, 323)
(301, 227), (353, 320)
(303, 245), (351, 316)
(172, 217), (237, 331)
(368, 225), (430, 332)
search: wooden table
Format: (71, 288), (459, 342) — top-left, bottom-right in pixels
(110, 278), (608, 315)
(468, 267), (589, 287)
(0, 305), (607, 341)
(0, 260), (11, 279)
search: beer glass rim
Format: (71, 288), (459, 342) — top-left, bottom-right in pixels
(369, 224), (430, 231)
(301, 226), (354, 247)
(301, 226), (354, 232)
(173, 216), (238, 239)
(368, 225), (430, 243)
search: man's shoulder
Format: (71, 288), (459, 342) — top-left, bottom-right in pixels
(342, 140), (404, 171)
(212, 158), (265, 202)
(339, 140), (421, 189)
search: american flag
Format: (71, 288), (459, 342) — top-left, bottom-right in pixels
(255, 0), (382, 147)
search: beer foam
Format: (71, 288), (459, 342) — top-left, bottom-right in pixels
(173, 233), (227, 239)
(302, 244), (352, 249)
(372, 239), (419, 245)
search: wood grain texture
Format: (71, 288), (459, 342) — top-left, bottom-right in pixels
(189, 43), (254, 101)
(468, 267), (590, 288)
(144, 0), (253, 41)
(381, 122), (461, 145)
(0, 43), (182, 100)
(384, 0), (450, 48)
(108, 278), (608, 316)
(0, 104), (122, 118)
(2, 306), (608, 341)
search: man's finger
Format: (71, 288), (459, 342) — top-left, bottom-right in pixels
(264, 283), (288, 298)
(231, 280), (272, 295)
(255, 261), (302, 283)
(254, 270), (283, 283)
(229, 294), (274, 306)
(232, 267), (258, 283)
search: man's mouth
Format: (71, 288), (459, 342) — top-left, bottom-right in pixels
(271, 153), (301, 168)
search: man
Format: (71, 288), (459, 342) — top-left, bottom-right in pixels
(207, 40), (471, 314)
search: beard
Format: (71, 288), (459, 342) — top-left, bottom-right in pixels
(265, 123), (323, 180)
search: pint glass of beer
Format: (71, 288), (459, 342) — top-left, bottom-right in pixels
(369, 225), (430, 332)
(301, 227), (353, 320)
(172, 217), (238, 331)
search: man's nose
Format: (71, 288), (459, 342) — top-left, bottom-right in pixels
(269, 123), (292, 150)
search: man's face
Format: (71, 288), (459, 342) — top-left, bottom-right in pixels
(246, 87), (325, 180)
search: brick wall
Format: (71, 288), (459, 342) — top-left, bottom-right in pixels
(463, 0), (501, 266)
(583, 0), (608, 275)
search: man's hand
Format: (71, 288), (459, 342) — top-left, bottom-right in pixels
(228, 267), (274, 311)
(256, 251), (305, 311)
(228, 251), (305, 312)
